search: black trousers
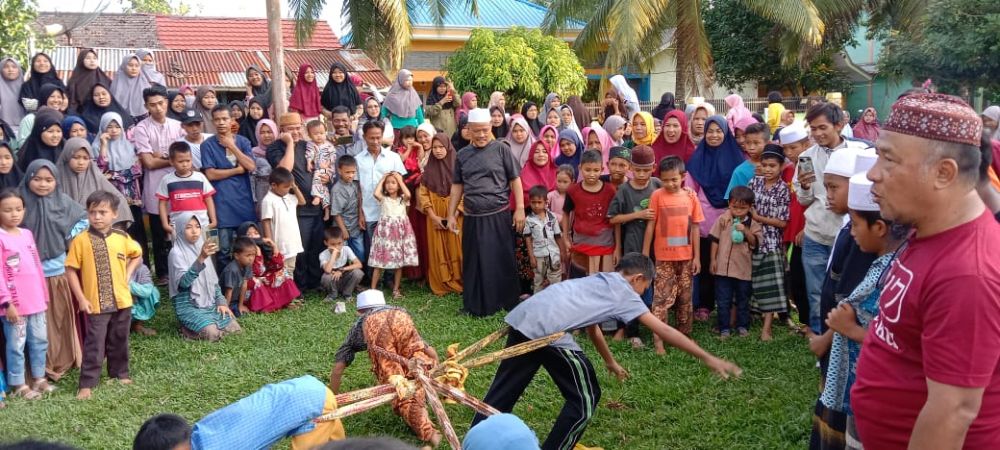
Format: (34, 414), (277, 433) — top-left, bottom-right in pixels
(788, 245), (809, 325)
(696, 238), (715, 312)
(147, 213), (171, 279)
(473, 329), (601, 450)
(126, 206), (149, 268)
(79, 308), (131, 389)
(294, 213), (326, 291)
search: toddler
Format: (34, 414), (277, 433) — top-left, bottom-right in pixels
(523, 185), (564, 293)
(710, 186), (762, 338)
(305, 120), (336, 219)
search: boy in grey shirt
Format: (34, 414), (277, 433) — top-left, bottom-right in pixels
(471, 253), (742, 450)
(523, 185), (565, 293)
(330, 155), (366, 262)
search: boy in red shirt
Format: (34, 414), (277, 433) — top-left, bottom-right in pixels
(779, 124), (811, 334)
(562, 150), (617, 275)
(642, 155), (704, 353)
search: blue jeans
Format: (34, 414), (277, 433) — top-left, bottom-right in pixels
(715, 276), (751, 333)
(346, 233), (365, 265)
(216, 227), (239, 272)
(802, 235), (833, 333)
(2, 312), (49, 385)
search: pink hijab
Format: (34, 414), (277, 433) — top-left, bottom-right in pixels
(253, 119), (277, 157)
(725, 94), (753, 132)
(853, 107), (881, 142)
(538, 125), (560, 160)
(455, 92), (477, 122)
(581, 124), (613, 174)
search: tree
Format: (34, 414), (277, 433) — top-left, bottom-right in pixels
(878, 0), (1000, 101)
(121, 0), (190, 15)
(288, 0), (479, 70)
(444, 27), (586, 108)
(703, 0), (852, 96)
(539, 0), (926, 100)
(0, 0), (51, 68)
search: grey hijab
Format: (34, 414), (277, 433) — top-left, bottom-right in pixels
(19, 159), (88, 260)
(168, 211), (218, 307)
(134, 49), (166, 86)
(382, 69), (421, 119)
(110, 54), (149, 117)
(56, 137), (133, 223)
(91, 112), (137, 171)
(0, 57), (25, 130)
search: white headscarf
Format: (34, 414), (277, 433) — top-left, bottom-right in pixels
(168, 211), (219, 308)
(984, 106), (1000, 141)
(610, 75), (639, 105)
(92, 112), (137, 171)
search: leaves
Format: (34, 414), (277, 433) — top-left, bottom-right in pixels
(0, 0), (53, 69)
(444, 27), (586, 108)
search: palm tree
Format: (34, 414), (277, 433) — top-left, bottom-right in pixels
(540, 0), (926, 100)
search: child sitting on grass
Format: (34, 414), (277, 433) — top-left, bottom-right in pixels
(320, 227), (364, 308)
(236, 222), (301, 313)
(66, 190), (143, 400)
(330, 290), (441, 448)
(710, 186), (762, 339)
(472, 253), (741, 450)
(220, 237), (256, 317)
(0, 188), (50, 401)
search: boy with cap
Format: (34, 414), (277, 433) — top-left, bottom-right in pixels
(810, 171), (908, 449)
(600, 146), (631, 188)
(472, 253), (742, 450)
(176, 108), (212, 170)
(607, 144), (661, 347)
(749, 144), (791, 341)
(330, 290), (442, 447)
(642, 155), (704, 351)
(778, 124), (812, 332)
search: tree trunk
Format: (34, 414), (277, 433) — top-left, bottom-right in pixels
(266, 0), (287, 116)
(675, 69), (687, 106)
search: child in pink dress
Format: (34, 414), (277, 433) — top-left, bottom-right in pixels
(0, 189), (51, 399)
(367, 172), (418, 299)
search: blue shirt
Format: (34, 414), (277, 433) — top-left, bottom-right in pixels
(191, 375), (328, 450)
(355, 147), (406, 222)
(200, 135), (257, 228)
(724, 160), (755, 199)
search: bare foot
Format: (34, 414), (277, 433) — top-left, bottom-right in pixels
(132, 323), (157, 336)
(428, 431), (442, 448)
(117, 378), (134, 385)
(612, 329), (625, 342)
(761, 332), (773, 342)
(654, 342), (666, 355)
(76, 388), (92, 400)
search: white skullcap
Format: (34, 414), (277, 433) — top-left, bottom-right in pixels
(825, 148), (864, 178)
(356, 289), (386, 310)
(467, 108), (491, 124)
(854, 148), (878, 175)
(779, 122), (809, 145)
(848, 172), (879, 212)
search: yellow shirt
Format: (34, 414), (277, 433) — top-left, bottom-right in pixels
(66, 229), (142, 314)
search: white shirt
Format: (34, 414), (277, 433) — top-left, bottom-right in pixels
(260, 191), (304, 258)
(319, 246), (358, 270)
(355, 146), (407, 222)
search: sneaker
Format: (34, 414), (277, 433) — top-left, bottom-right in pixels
(737, 328), (750, 337)
(719, 330), (731, 340)
(323, 293), (337, 303)
(154, 277), (168, 287)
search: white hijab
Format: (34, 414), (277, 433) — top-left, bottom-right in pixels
(168, 212), (218, 308)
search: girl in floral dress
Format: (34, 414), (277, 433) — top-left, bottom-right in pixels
(367, 172), (418, 299)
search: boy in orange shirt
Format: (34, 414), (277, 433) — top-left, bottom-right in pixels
(642, 156), (704, 354)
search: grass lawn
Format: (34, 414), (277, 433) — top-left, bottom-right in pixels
(0, 283), (819, 449)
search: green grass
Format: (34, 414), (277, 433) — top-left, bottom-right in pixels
(0, 284), (818, 449)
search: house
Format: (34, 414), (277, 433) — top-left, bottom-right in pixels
(36, 12), (389, 95)
(399, 0), (751, 104)
(836, 25), (912, 121)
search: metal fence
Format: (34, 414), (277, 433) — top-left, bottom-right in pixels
(583, 97), (810, 119)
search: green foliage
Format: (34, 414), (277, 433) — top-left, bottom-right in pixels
(121, 0), (190, 15)
(703, 0), (852, 96)
(0, 284), (818, 449)
(0, 0), (50, 68)
(445, 27), (586, 107)
(878, 0), (1000, 98)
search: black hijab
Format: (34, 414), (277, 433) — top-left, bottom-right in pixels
(19, 53), (64, 110)
(36, 84), (66, 113)
(490, 106), (509, 139)
(521, 101), (543, 137)
(321, 62), (362, 113)
(79, 82), (134, 134)
(238, 98), (264, 147)
(451, 115), (470, 150)
(18, 108), (65, 172)
(167, 90), (186, 122)
(425, 76), (454, 109)
(0, 142), (23, 189)
(236, 221), (273, 261)
(66, 49), (112, 113)
(246, 65), (273, 115)
(651, 92), (676, 121)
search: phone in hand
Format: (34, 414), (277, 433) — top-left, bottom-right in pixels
(798, 156), (814, 176)
(335, 135), (354, 146)
(207, 228), (220, 247)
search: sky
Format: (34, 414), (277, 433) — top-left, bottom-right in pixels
(36, 0), (346, 34)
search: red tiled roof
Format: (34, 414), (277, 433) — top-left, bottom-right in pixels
(154, 16), (341, 50)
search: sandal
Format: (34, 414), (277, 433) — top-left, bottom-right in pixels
(32, 379), (56, 393)
(12, 385), (41, 400)
(392, 290), (403, 300)
(629, 337), (644, 349)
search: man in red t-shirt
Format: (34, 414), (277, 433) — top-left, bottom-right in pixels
(851, 93), (1000, 449)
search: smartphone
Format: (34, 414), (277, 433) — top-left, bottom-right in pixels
(335, 135), (354, 146)
(207, 228), (219, 247)
(798, 156), (814, 176)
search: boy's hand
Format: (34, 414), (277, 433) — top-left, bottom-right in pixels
(795, 230), (805, 246)
(529, 255), (538, 269)
(710, 260), (717, 274)
(78, 297), (92, 314)
(734, 223), (746, 233)
(826, 304), (857, 336)
(634, 209), (654, 221)
(606, 362), (629, 381)
(705, 356), (742, 379)
(217, 305), (234, 319)
(331, 270), (343, 282)
(163, 223), (174, 236)
(5, 304), (21, 325)
(691, 259), (701, 275)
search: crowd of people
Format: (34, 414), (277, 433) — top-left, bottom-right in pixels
(0, 47), (999, 450)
